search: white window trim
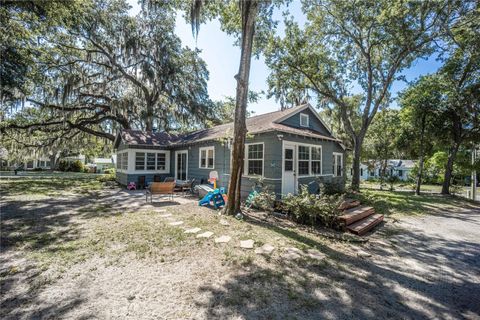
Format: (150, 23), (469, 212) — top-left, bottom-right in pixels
(128, 149), (170, 174)
(300, 113), (310, 127)
(116, 151), (129, 173)
(295, 142), (323, 177)
(198, 146), (215, 169)
(333, 152), (343, 177)
(243, 142), (265, 178)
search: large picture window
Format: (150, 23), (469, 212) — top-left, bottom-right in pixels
(333, 153), (343, 177)
(199, 146), (215, 169)
(298, 146), (310, 175)
(246, 143), (263, 176)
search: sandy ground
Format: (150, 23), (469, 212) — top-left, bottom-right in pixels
(1, 184), (479, 320)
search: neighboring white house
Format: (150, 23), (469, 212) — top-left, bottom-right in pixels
(25, 157), (52, 170)
(349, 159), (415, 181)
(90, 156), (115, 173)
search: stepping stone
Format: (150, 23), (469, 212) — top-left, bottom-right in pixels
(159, 213), (172, 218)
(282, 247), (303, 260)
(255, 244), (275, 255)
(184, 227), (201, 234)
(356, 250), (372, 258)
(169, 221), (184, 226)
(196, 231), (214, 238)
(219, 219), (230, 226)
(214, 235), (231, 243)
(240, 239), (255, 249)
(306, 249), (325, 261)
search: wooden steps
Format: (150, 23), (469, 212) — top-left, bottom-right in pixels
(347, 214), (384, 236)
(336, 200), (383, 236)
(337, 206), (375, 226)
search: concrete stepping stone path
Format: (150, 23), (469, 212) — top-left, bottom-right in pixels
(306, 249), (325, 261)
(240, 239), (255, 249)
(159, 213), (172, 218)
(196, 231), (214, 238)
(169, 221), (184, 226)
(282, 247), (303, 260)
(219, 219), (230, 226)
(184, 227), (202, 234)
(255, 244), (275, 255)
(214, 235), (231, 243)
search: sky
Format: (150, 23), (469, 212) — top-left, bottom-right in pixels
(127, 0), (443, 115)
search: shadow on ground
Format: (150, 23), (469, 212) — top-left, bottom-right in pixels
(197, 207), (480, 319)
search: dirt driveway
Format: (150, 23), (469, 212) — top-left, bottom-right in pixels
(1, 176), (479, 319)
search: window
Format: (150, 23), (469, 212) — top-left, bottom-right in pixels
(121, 152), (128, 170)
(157, 153), (166, 170)
(300, 113), (309, 127)
(298, 146), (310, 175)
(199, 146), (215, 169)
(333, 153), (343, 177)
(311, 147), (322, 175)
(116, 154), (121, 169)
(398, 170), (403, 177)
(360, 168), (363, 176)
(135, 152), (145, 170)
(146, 153), (156, 170)
(284, 148), (293, 171)
(246, 143), (263, 176)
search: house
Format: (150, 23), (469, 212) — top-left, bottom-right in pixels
(90, 157), (115, 173)
(113, 104), (346, 197)
(349, 159), (415, 182)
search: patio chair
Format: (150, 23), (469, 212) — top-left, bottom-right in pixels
(180, 178), (196, 195)
(164, 176), (175, 182)
(145, 182), (176, 203)
(137, 176), (146, 189)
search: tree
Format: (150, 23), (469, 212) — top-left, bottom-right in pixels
(398, 76), (441, 195)
(363, 109), (401, 189)
(435, 7), (480, 194)
(265, 0), (470, 190)
(188, 0), (281, 215)
(1, 0), (213, 147)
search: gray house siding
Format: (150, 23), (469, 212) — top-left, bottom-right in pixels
(279, 108), (331, 136)
(240, 132), (283, 198)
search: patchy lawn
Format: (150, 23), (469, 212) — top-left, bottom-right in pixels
(1, 175), (479, 319)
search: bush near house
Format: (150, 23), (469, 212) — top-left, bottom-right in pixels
(249, 182), (345, 228)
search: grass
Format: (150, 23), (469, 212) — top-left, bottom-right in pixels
(351, 188), (477, 217)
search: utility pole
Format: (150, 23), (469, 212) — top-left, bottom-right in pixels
(472, 147), (477, 201)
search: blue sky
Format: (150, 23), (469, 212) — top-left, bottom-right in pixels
(128, 0), (443, 114)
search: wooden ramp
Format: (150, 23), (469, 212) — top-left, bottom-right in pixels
(336, 200), (383, 236)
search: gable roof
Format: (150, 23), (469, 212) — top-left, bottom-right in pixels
(115, 104), (342, 148)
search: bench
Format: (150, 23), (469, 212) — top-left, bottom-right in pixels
(145, 182), (175, 203)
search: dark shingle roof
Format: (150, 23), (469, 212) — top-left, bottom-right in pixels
(116, 104), (341, 147)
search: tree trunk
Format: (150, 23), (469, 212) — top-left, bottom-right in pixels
(441, 142), (460, 195)
(224, 1), (259, 215)
(351, 134), (365, 191)
(415, 113), (427, 196)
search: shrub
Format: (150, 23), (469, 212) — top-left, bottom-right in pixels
(58, 160), (69, 171)
(103, 168), (115, 174)
(320, 179), (344, 195)
(250, 188), (276, 212)
(281, 186), (344, 228)
(97, 172), (116, 182)
(69, 160), (85, 172)
(33, 167), (43, 171)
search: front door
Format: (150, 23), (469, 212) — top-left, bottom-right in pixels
(282, 143), (296, 195)
(175, 150), (188, 180)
